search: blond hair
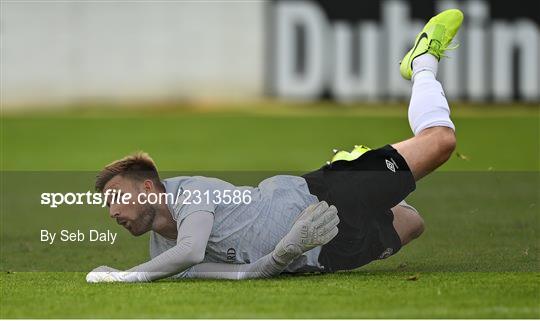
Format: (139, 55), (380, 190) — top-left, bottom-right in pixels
(95, 152), (162, 192)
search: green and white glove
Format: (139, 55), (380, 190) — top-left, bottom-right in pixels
(272, 201), (339, 265)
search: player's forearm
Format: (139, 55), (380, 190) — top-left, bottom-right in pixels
(125, 213), (214, 282)
(87, 241), (204, 283)
(186, 252), (288, 280)
(126, 240), (204, 282)
(87, 211), (213, 283)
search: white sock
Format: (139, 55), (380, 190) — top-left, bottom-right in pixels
(408, 54), (455, 135)
(412, 54), (438, 82)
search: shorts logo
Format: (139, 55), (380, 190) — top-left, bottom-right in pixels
(226, 248), (236, 262)
(385, 159), (396, 172)
(379, 248), (394, 259)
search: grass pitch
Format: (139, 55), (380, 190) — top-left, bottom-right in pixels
(1, 104), (539, 318)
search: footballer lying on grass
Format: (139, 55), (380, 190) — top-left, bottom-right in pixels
(86, 9), (463, 283)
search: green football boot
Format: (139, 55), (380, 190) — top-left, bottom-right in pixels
(329, 145), (371, 164)
(400, 9), (464, 80)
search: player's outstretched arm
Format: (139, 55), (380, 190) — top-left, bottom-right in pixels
(86, 211), (213, 283)
(183, 201), (339, 280)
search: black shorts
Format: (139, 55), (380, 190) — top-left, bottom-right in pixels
(302, 145), (416, 272)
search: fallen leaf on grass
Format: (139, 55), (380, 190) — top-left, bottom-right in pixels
(406, 274), (419, 281)
(456, 152), (470, 161)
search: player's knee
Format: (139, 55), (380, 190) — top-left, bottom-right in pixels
(441, 129), (456, 156)
(395, 206), (425, 246)
(410, 212), (425, 240)
(434, 127), (456, 163)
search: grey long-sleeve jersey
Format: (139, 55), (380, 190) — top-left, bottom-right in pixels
(150, 175), (323, 275)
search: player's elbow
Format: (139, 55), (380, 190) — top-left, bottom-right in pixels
(184, 249), (205, 266)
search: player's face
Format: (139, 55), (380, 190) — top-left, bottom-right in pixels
(103, 175), (156, 236)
